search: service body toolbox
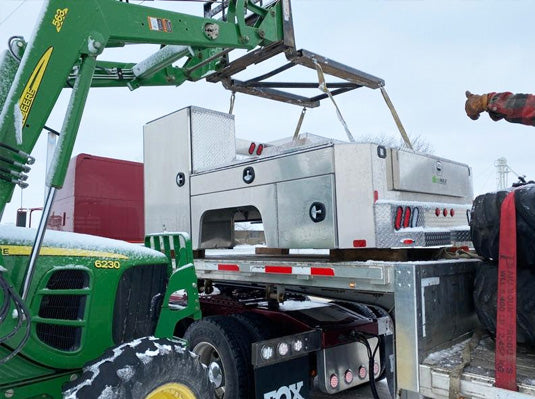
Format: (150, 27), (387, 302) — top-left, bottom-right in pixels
(144, 106), (473, 251)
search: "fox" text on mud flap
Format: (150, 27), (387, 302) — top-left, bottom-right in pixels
(263, 381), (304, 399)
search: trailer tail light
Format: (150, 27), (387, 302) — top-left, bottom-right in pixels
(394, 206), (403, 230)
(344, 369), (354, 384)
(329, 374), (339, 389)
(450, 208), (455, 217)
(248, 142), (256, 155)
(277, 342), (289, 356)
(403, 207), (411, 228)
(261, 345), (274, 360)
(293, 339), (304, 352)
(443, 208), (448, 217)
(402, 239), (414, 245)
(411, 207), (419, 227)
(374, 362), (380, 376)
(358, 366), (367, 380)
(435, 207), (441, 217)
(252, 330), (321, 368)
(256, 144), (264, 155)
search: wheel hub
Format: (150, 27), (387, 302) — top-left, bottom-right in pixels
(208, 361), (223, 388)
(145, 383), (196, 399)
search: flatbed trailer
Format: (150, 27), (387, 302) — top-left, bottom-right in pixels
(191, 249), (535, 399)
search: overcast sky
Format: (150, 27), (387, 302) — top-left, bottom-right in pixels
(1, 0), (534, 224)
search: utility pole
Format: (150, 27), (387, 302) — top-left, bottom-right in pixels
(495, 157), (509, 190)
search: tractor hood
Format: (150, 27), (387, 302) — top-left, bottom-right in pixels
(0, 225), (167, 262)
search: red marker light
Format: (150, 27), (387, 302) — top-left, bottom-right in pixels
(330, 374), (339, 389)
(344, 369), (354, 384)
(248, 142), (256, 155)
(403, 207), (411, 228)
(353, 240), (367, 248)
(256, 144), (264, 155)
(450, 208), (455, 217)
(443, 208), (448, 217)
(435, 208), (441, 217)
(394, 206), (403, 230)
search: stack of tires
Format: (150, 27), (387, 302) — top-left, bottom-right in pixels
(470, 184), (535, 346)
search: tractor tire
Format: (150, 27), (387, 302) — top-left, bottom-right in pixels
(184, 316), (252, 399)
(473, 262), (535, 346)
(62, 336), (214, 399)
(471, 185), (535, 266)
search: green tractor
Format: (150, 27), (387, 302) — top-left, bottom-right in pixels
(0, 0), (293, 396)
(0, 229), (209, 398)
(0, 1), (385, 397)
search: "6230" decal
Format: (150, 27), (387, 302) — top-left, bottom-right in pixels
(94, 260), (121, 269)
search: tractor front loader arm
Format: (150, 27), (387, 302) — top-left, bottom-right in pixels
(0, 0), (288, 216)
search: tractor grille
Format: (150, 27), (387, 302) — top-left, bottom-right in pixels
(113, 264), (168, 345)
(36, 324), (82, 351)
(38, 295), (86, 320)
(46, 270), (89, 289)
(36, 269), (89, 352)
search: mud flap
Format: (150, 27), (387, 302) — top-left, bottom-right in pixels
(255, 356), (309, 399)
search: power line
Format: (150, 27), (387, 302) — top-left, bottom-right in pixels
(0, 0), (28, 29)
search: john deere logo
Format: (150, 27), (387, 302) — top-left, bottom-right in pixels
(52, 8), (69, 32)
(19, 47), (53, 126)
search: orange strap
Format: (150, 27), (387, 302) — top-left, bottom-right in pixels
(495, 191), (517, 391)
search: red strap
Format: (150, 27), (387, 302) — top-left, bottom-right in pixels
(495, 191), (517, 391)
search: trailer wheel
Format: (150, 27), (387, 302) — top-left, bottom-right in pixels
(474, 262), (535, 346)
(62, 337), (214, 399)
(184, 316), (252, 399)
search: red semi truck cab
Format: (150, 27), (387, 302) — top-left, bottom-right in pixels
(47, 153), (144, 243)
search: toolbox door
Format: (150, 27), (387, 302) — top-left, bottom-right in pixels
(391, 150), (472, 198)
(277, 175), (336, 248)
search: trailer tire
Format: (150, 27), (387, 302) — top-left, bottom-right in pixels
(473, 262), (535, 346)
(62, 337), (214, 399)
(232, 312), (273, 341)
(184, 316), (252, 399)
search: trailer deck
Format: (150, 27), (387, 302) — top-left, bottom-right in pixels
(193, 249), (535, 398)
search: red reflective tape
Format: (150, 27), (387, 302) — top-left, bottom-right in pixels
(265, 265), (292, 274)
(495, 191), (517, 391)
(218, 264), (239, 272)
(310, 267), (335, 276)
